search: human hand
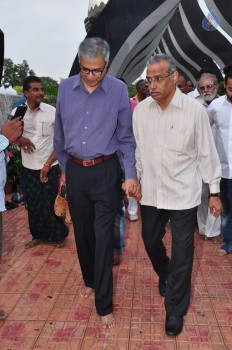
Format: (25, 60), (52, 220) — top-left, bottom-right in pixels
(1, 117), (23, 144)
(19, 136), (35, 154)
(40, 165), (50, 183)
(59, 172), (66, 188)
(209, 197), (222, 218)
(122, 179), (141, 201)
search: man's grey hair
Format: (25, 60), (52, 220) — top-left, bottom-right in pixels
(198, 73), (218, 84)
(147, 53), (177, 74)
(78, 37), (110, 61)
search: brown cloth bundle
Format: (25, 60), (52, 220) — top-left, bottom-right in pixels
(54, 185), (72, 224)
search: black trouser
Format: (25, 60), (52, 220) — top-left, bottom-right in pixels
(220, 178), (232, 244)
(140, 205), (197, 317)
(66, 156), (122, 316)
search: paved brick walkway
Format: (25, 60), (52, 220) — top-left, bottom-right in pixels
(0, 202), (232, 349)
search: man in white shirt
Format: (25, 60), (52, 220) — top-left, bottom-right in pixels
(133, 53), (222, 336)
(188, 67), (219, 106)
(193, 72), (221, 242)
(0, 117), (23, 319)
(208, 64), (232, 254)
(15, 76), (68, 249)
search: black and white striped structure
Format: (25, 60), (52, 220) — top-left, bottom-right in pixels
(70, 0), (232, 85)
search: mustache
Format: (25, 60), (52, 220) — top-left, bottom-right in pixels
(202, 92), (216, 101)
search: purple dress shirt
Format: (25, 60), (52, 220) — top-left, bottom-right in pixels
(54, 74), (137, 179)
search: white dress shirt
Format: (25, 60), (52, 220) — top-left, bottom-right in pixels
(12, 102), (58, 170)
(208, 95), (232, 179)
(133, 88), (221, 210)
(188, 88), (205, 105)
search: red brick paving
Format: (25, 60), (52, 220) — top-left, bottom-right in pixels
(0, 203), (232, 349)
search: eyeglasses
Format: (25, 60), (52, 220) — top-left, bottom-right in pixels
(199, 84), (215, 91)
(80, 62), (106, 77)
(146, 72), (174, 85)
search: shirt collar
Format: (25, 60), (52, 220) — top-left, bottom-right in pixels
(26, 101), (44, 112)
(72, 74), (108, 93)
(150, 87), (183, 110)
(169, 87), (183, 109)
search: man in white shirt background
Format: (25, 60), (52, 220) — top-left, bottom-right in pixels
(208, 63), (232, 254)
(133, 53), (222, 336)
(15, 76), (68, 249)
(188, 68), (219, 106)
(192, 71), (222, 243)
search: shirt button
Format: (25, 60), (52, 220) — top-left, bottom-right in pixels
(84, 126), (87, 129)
(83, 142), (86, 145)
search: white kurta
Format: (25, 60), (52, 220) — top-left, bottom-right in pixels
(133, 88), (221, 210)
(208, 95), (232, 179)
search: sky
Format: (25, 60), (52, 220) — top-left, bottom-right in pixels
(1, 0), (89, 82)
(1, 1), (231, 85)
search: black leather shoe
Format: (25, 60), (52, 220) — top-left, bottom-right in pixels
(158, 279), (167, 296)
(165, 315), (183, 336)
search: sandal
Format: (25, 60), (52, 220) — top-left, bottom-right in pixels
(25, 239), (41, 249)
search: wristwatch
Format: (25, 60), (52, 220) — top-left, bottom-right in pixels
(209, 193), (220, 197)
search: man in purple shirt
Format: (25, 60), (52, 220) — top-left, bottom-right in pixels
(54, 37), (140, 329)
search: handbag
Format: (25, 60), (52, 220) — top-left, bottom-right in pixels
(54, 185), (72, 224)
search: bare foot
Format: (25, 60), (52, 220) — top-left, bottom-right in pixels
(0, 310), (7, 320)
(101, 313), (115, 329)
(80, 286), (93, 298)
(25, 239), (41, 249)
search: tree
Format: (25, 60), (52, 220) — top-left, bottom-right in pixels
(40, 76), (58, 86)
(128, 84), (136, 97)
(40, 77), (59, 105)
(40, 76), (58, 96)
(2, 58), (35, 88)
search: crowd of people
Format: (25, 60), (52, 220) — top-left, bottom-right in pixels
(0, 36), (231, 336)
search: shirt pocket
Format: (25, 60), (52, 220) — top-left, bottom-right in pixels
(39, 121), (53, 137)
(166, 129), (185, 152)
